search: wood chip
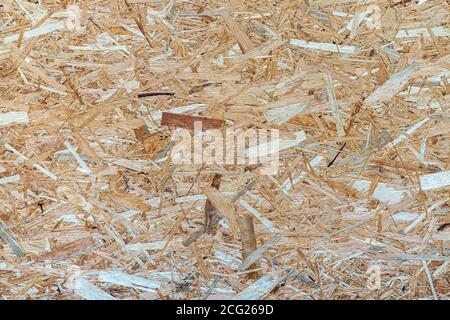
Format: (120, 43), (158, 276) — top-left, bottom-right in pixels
(161, 112), (224, 131)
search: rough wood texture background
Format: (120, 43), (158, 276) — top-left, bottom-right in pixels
(0, 0), (449, 300)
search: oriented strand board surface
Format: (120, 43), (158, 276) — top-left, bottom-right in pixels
(0, 0), (449, 300)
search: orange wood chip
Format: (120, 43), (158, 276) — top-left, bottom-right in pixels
(161, 112), (224, 131)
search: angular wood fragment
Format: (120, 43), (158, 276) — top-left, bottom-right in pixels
(396, 26), (450, 38)
(221, 10), (256, 54)
(232, 271), (285, 300)
(232, 38), (285, 65)
(97, 271), (160, 292)
(238, 215), (261, 279)
(238, 235), (282, 271)
(161, 112), (224, 131)
(37, 236), (97, 261)
(239, 199), (276, 232)
(204, 188), (239, 239)
(265, 102), (309, 125)
(324, 74), (345, 137)
(74, 278), (116, 300)
(204, 173), (222, 235)
(364, 63), (417, 107)
(290, 39), (358, 54)
(0, 220), (25, 257)
(3, 22), (65, 43)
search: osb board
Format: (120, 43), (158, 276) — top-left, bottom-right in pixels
(0, 0), (449, 300)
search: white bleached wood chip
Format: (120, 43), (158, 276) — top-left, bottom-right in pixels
(378, 254), (450, 262)
(364, 63), (417, 107)
(176, 192), (235, 203)
(125, 240), (183, 251)
(246, 131), (306, 159)
(214, 250), (241, 269)
(403, 212), (426, 234)
(290, 39), (358, 55)
(324, 73), (345, 137)
(265, 102), (309, 125)
(238, 235), (283, 271)
(385, 117), (430, 150)
(343, 210), (420, 222)
(0, 220), (25, 257)
(110, 158), (149, 172)
(352, 180), (406, 205)
(403, 199), (447, 234)
(391, 212), (420, 222)
(0, 262), (12, 270)
(64, 141), (92, 174)
(421, 260), (439, 300)
(239, 199), (277, 232)
(32, 163), (58, 180)
(0, 112), (29, 127)
(419, 170), (450, 191)
(232, 272), (283, 300)
(332, 11), (349, 17)
(396, 26), (449, 38)
(346, 11), (368, 33)
(432, 262), (448, 279)
(96, 271), (160, 292)
(3, 22), (66, 43)
(73, 278), (116, 300)
(0, 175), (20, 184)
(69, 45), (128, 52)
